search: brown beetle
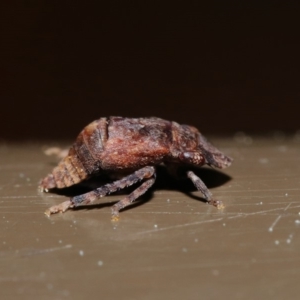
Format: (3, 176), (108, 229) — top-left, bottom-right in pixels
(40, 117), (232, 220)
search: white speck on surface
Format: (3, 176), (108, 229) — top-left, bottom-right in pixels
(59, 240), (63, 243)
(278, 145), (287, 152)
(194, 238), (198, 243)
(154, 224), (158, 228)
(167, 199), (170, 202)
(62, 290), (70, 297)
(259, 158), (269, 164)
(182, 248), (188, 253)
(285, 193), (288, 196)
(295, 220), (300, 224)
(97, 260), (103, 266)
(79, 250), (84, 256)
(286, 234), (294, 244)
(275, 240), (280, 245)
(223, 223), (226, 227)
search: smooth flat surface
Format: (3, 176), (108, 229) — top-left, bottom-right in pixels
(1, 136), (300, 300)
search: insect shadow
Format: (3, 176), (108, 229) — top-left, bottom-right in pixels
(48, 166), (232, 212)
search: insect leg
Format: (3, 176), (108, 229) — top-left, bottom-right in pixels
(44, 166), (156, 216)
(71, 166), (155, 206)
(111, 177), (156, 221)
(187, 170), (224, 209)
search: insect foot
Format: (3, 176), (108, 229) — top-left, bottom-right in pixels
(40, 117), (232, 218)
(44, 200), (74, 217)
(207, 199), (225, 210)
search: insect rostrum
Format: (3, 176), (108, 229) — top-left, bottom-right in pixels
(40, 117), (232, 220)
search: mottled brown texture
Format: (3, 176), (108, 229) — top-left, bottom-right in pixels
(40, 117), (232, 219)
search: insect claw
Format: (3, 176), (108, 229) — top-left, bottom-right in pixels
(111, 207), (120, 222)
(208, 199), (225, 210)
(111, 214), (120, 222)
(44, 209), (51, 217)
(44, 200), (73, 216)
(38, 185), (48, 193)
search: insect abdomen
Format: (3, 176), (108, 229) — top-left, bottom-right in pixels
(40, 118), (108, 190)
(40, 149), (89, 190)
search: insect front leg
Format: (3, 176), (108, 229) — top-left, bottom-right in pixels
(187, 171), (224, 209)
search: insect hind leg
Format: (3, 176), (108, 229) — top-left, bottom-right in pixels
(71, 165), (155, 206)
(44, 166), (156, 217)
(111, 177), (155, 221)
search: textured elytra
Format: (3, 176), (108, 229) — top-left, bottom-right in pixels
(40, 117), (232, 219)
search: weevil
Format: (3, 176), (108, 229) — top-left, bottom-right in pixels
(40, 117), (232, 220)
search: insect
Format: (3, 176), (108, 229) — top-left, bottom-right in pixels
(40, 117), (232, 220)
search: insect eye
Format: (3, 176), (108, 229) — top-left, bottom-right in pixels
(179, 152), (193, 162)
(183, 152), (192, 159)
(179, 152), (204, 165)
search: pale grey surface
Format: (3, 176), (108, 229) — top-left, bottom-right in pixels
(1, 137), (300, 299)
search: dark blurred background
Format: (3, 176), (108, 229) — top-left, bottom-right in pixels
(1, 1), (300, 140)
